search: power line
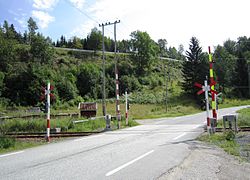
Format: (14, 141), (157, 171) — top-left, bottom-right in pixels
(64, 0), (115, 36)
(64, 0), (99, 24)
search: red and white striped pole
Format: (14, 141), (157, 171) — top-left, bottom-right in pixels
(114, 21), (121, 128)
(46, 81), (51, 142)
(208, 46), (217, 124)
(115, 66), (121, 128)
(125, 91), (128, 126)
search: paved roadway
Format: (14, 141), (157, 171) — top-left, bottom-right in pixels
(0, 106), (248, 180)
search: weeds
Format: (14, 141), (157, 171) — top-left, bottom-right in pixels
(198, 130), (240, 156)
(0, 136), (16, 149)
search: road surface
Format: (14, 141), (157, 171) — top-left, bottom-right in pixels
(0, 106), (248, 180)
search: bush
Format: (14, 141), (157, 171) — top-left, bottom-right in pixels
(120, 75), (141, 93)
(0, 136), (15, 149)
(224, 130), (235, 141)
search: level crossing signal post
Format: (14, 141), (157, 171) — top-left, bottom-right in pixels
(195, 47), (219, 134)
(41, 81), (54, 142)
(195, 79), (218, 134)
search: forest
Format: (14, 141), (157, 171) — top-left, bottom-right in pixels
(0, 17), (250, 109)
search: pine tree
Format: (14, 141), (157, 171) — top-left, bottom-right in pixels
(182, 37), (208, 97)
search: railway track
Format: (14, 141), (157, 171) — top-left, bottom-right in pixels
(5, 131), (102, 138)
(205, 127), (250, 132)
(4, 127), (250, 139)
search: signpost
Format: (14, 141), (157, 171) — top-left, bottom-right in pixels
(195, 47), (219, 134)
(195, 80), (218, 134)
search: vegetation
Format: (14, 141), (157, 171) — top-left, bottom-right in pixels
(0, 17), (250, 133)
(199, 107), (250, 159)
(198, 131), (240, 156)
(215, 107), (250, 128)
(0, 137), (46, 154)
(236, 108), (250, 127)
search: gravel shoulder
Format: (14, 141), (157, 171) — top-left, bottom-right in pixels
(158, 140), (250, 180)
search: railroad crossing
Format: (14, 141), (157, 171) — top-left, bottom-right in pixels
(0, 106), (247, 180)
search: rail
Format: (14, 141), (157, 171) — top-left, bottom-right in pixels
(4, 131), (102, 138)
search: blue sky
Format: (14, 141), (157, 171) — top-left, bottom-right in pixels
(1, 0), (250, 51)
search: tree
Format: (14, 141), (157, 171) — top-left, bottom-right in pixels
(0, 72), (4, 96)
(30, 34), (54, 64)
(157, 39), (168, 56)
(27, 17), (38, 44)
(72, 36), (83, 49)
(77, 63), (101, 99)
(85, 27), (102, 51)
(213, 45), (237, 90)
(56, 78), (78, 101)
(117, 40), (130, 52)
(232, 37), (250, 97)
(182, 37), (208, 96)
(130, 30), (159, 75)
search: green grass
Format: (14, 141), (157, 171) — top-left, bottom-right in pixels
(0, 138), (45, 154)
(216, 107), (250, 128)
(198, 131), (240, 156)
(129, 104), (200, 119)
(199, 107), (250, 159)
(219, 98), (250, 109)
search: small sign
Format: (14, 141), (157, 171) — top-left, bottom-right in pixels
(79, 102), (97, 118)
(79, 102), (97, 111)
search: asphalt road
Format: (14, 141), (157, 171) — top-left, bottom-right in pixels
(0, 106), (248, 180)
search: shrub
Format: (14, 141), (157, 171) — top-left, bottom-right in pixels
(224, 130), (235, 141)
(0, 136), (15, 149)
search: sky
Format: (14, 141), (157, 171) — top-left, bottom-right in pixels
(0, 0), (250, 51)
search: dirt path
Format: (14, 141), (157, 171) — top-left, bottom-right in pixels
(158, 141), (250, 180)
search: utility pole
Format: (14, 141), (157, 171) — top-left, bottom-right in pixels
(99, 20), (121, 129)
(164, 63), (168, 112)
(99, 23), (107, 117)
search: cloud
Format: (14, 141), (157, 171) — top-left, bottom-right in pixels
(14, 17), (26, 28)
(33, 0), (59, 10)
(70, 0), (85, 9)
(70, 21), (95, 38)
(73, 0), (250, 50)
(9, 8), (28, 29)
(32, 10), (55, 29)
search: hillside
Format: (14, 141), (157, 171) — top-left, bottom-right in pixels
(1, 18), (250, 120)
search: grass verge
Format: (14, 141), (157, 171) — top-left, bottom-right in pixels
(0, 137), (45, 154)
(198, 107), (250, 161)
(198, 131), (240, 157)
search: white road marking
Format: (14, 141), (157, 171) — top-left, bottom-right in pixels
(105, 150), (155, 176)
(0, 151), (24, 158)
(193, 124), (202, 129)
(74, 134), (104, 142)
(173, 132), (187, 140)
